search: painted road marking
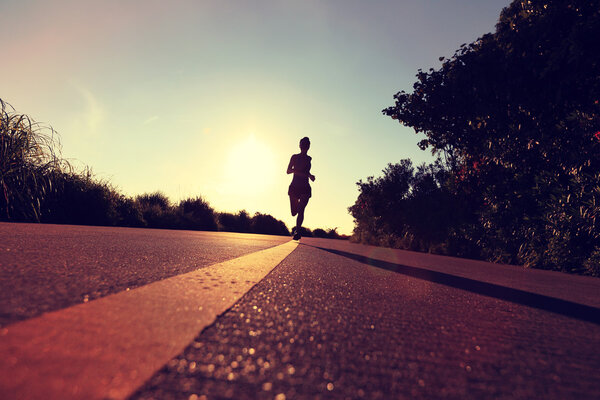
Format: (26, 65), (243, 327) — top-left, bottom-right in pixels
(0, 240), (298, 400)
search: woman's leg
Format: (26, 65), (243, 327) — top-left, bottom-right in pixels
(295, 195), (309, 232)
(290, 195), (300, 217)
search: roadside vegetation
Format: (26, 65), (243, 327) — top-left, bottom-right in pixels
(0, 99), (345, 238)
(350, 0), (600, 276)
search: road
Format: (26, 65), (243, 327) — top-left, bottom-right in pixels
(0, 223), (289, 327)
(1, 223), (600, 399)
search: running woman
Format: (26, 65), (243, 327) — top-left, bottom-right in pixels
(287, 137), (315, 240)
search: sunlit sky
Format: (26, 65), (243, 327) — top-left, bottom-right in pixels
(2, 0), (510, 234)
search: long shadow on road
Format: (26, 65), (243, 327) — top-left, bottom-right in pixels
(306, 245), (600, 326)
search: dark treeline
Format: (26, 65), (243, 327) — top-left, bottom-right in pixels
(0, 98), (344, 238)
(350, 0), (600, 276)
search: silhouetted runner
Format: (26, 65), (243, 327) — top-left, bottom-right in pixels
(287, 137), (315, 240)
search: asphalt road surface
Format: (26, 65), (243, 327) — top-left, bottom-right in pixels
(0, 222), (289, 327)
(1, 223), (600, 399)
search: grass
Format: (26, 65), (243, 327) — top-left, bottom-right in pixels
(0, 98), (345, 238)
(0, 99), (68, 221)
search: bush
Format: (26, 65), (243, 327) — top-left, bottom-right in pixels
(218, 210), (252, 233)
(41, 170), (121, 226)
(379, 0), (600, 275)
(135, 192), (176, 229)
(312, 228), (328, 238)
(177, 196), (218, 231)
(251, 212), (290, 236)
(0, 99), (307, 241)
(312, 227), (342, 239)
(115, 196), (145, 227)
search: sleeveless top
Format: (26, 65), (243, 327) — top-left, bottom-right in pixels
(291, 154), (311, 185)
(288, 153), (312, 197)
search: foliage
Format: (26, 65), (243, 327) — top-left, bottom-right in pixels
(41, 170), (122, 226)
(177, 196), (218, 231)
(251, 212), (290, 236)
(136, 192), (177, 229)
(299, 227), (313, 237)
(379, 0), (600, 275)
(312, 228), (343, 239)
(349, 159), (477, 254)
(218, 210), (252, 233)
(0, 100), (294, 237)
(0, 99), (65, 221)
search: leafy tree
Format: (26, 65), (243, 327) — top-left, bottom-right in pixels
(218, 210), (252, 233)
(382, 0), (600, 274)
(312, 228), (328, 238)
(312, 227), (343, 239)
(349, 160), (414, 247)
(349, 159), (475, 254)
(136, 192), (175, 229)
(250, 212), (290, 236)
(178, 196), (218, 231)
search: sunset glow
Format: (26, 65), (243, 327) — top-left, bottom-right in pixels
(0, 0), (509, 234)
(224, 135), (277, 196)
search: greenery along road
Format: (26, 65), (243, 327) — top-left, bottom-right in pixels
(351, 0), (600, 275)
(2, 0), (599, 276)
(0, 98), (340, 239)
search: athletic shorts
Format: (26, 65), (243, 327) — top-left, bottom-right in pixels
(288, 181), (311, 198)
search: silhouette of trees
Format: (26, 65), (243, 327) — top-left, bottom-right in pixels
(312, 228), (342, 239)
(218, 210), (252, 233)
(136, 192), (175, 229)
(42, 170), (123, 226)
(349, 159), (476, 254)
(0, 99), (289, 234)
(0, 98), (343, 238)
(178, 196), (218, 231)
(251, 212), (290, 236)
(377, 0), (600, 274)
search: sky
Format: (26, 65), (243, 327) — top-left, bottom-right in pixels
(1, 0), (511, 235)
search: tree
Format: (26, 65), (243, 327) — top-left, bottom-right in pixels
(383, 0), (600, 274)
(218, 210), (252, 233)
(349, 159), (470, 253)
(250, 212), (290, 236)
(178, 196), (218, 231)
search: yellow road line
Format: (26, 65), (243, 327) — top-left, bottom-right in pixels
(0, 240), (297, 400)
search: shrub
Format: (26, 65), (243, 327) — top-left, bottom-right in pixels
(136, 192), (176, 229)
(41, 169), (121, 226)
(218, 210), (252, 233)
(312, 228), (342, 239)
(379, 0), (600, 274)
(177, 196), (218, 231)
(251, 212), (290, 236)
(312, 228), (328, 238)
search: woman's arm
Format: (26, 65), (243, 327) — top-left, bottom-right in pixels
(287, 156), (295, 175)
(287, 155), (315, 181)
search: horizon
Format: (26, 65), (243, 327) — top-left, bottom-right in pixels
(1, 0), (510, 235)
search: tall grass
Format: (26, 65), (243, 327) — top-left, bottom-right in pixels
(0, 99), (67, 221)
(0, 98), (342, 239)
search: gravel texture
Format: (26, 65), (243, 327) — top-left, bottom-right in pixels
(0, 223), (288, 326)
(132, 243), (600, 399)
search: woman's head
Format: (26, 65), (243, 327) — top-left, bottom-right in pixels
(299, 137), (310, 152)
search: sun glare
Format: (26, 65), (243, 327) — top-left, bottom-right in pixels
(223, 135), (277, 196)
